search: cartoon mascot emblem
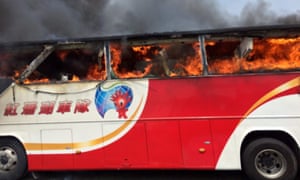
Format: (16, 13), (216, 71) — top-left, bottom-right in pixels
(95, 84), (133, 119)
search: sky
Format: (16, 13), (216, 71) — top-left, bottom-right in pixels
(217, 0), (300, 16)
(0, 0), (299, 42)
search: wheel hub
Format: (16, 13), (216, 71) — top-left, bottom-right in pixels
(0, 147), (17, 171)
(261, 154), (277, 168)
(0, 155), (9, 165)
(255, 149), (287, 179)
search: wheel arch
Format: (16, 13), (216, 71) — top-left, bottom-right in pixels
(240, 130), (300, 164)
(0, 135), (27, 152)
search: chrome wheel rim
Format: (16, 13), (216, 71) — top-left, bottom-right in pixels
(255, 149), (287, 179)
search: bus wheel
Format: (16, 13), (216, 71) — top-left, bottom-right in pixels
(0, 138), (27, 180)
(242, 138), (298, 180)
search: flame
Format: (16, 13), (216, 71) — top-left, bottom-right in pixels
(241, 38), (300, 72)
(176, 42), (202, 76)
(110, 42), (202, 78)
(207, 37), (300, 74)
(14, 69), (50, 84)
(12, 49), (107, 84)
(86, 64), (107, 80)
(131, 46), (159, 56)
(10, 36), (300, 84)
(56, 51), (69, 61)
(110, 43), (154, 78)
(23, 78), (49, 84)
(71, 75), (80, 81)
(13, 70), (20, 79)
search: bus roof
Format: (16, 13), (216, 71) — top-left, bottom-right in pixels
(1, 24), (300, 49)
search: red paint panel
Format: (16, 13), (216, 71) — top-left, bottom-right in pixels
(74, 148), (104, 170)
(141, 73), (300, 166)
(146, 120), (183, 167)
(180, 120), (214, 168)
(42, 154), (74, 170)
(27, 155), (42, 170)
(103, 122), (148, 168)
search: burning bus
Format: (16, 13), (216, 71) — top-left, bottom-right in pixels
(1, 25), (300, 180)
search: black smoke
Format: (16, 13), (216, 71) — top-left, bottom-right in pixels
(238, 0), (300, 26)
(0, 0), (299, 42)
(0, 0), (109, 42)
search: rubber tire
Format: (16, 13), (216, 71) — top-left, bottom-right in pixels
(242, 138), (298, 180)
(0, 138), (27, 180)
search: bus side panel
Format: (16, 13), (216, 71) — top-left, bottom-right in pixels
(41, 129), (74, 169)
(141, 74), (300, 168)
(9, 73), (300, 171)
(27, 155), (42, 170)
(102, 122), (148, 168)
(146, 120), (183, 167)
(140, 78), (218, 167)
(180, 120), (214, 168)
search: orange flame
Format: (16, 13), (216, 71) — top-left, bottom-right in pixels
(110, 43), (154, 78)
(86, 64), (107, 80)
(12, 36), (300, 84)
(241, 38), (300, 72)
(56, 51), (69, 61)
(177, 42), (202, 76)
(207, 37), (300, 74)
(110, 42), (202, 78)
(71, 75), (80, 81)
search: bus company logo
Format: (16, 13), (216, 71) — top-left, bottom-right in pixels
(95, 84), (133, 119)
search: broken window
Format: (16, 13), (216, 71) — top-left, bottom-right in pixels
(110, 38), (203, 79)
(206, 36), (300, 74)
(206, 38), (242, 74)
(0, 42), (106, 84)
(0, 47), (43, 79)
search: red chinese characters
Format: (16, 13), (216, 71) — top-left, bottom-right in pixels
(3, 99), (91, 116)
(74, 99), (91, 113)
(21, 102), (37, 115)
(39, 101), (56, 115)
(56, 100), (73, 114)
(3, 103), (20, 116)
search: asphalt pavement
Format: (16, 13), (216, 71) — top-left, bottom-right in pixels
(22, 170), (249, 180)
